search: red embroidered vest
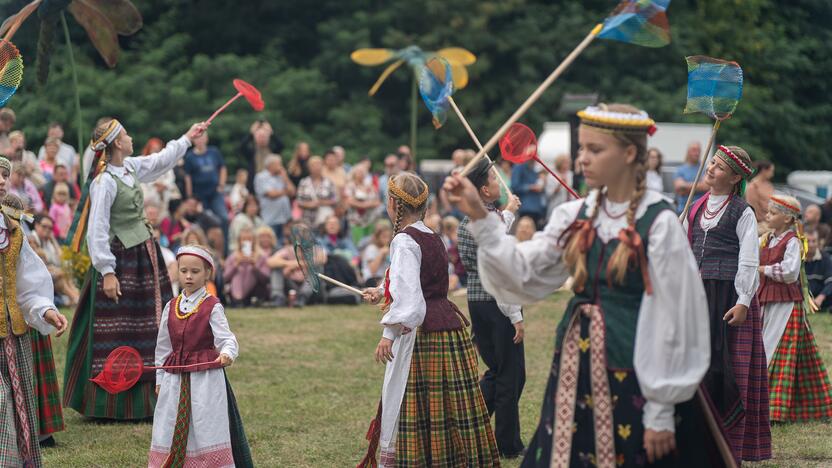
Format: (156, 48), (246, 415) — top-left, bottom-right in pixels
(758, 231), (803, 304)
(164, 295), (223, 373)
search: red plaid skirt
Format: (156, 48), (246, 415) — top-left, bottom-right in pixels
(769, 303), (832, 422)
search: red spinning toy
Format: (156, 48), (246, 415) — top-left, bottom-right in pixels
(206, 78), (265, 124)
(499, 122), (580, 200)
(90, 346), (221, 394)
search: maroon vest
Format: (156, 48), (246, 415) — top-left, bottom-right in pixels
(401, 226), (467, 332)
(164, 295), (223, 373)
(758, 231), (803, 304)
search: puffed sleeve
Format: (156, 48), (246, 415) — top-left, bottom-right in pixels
(125, 136), (192, 183)
(467, 200), (580, 305)
(634, 210), (711, 432)
(735, 207), (760, 307)
(155, 302), (172, 385)
(763, 236), (802, 283)
(210, 303), (239, 360)
(87, 173), (117, 275)
(379, 233), (426, 340)
(16, 238), (57, 334)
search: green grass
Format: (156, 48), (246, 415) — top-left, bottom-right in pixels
(43, 293), (832, 467)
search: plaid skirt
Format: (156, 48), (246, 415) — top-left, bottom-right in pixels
(0, 333), (42, 467)
(387, 328), (499, 467)
(29, 328), (64, 436)
(768, 302), (832, 422)
(700, 280), (771, 462)
(63, 238), (171, 419)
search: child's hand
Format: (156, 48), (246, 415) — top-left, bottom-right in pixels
(155, 385), (160, 396)
(215, 353), (233, 367)
(374, 338), (394, 363)
(724, 304), (748, 326)
(758, 266), (766, 274)
(362, 288), (382, 304)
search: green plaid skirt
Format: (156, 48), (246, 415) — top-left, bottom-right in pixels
(29, 329), (64, 436)
(395, 328), (500, 467)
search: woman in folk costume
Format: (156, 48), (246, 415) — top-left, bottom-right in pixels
(63, 118), (208, 420)
(758, 194), (832, 422)
(149, 245), (252, 468)
(445, 104), (731, 467)
(0, 157), (68, 466)
(2, 193), (66, 447)
(682, 145), (771, 463)
(358, 172), (500, 467)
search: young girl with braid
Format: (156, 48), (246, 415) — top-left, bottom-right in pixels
(758, 194), (832, 422)
(357, 172), (500, 467)
(445, 104), (729, 467)
(683, 145), (771, 463)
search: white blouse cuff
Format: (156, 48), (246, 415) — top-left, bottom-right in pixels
(28, 306), (56, 335)
(736, 294), (752, 308)
(382, 325), (399, 341)
(98, 265), (115, 276)
(643, 400), (676, 433)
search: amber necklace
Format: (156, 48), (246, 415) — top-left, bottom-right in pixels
(174, 289), (208, 320)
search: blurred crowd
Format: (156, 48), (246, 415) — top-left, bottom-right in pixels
(10, 110), (832, 312)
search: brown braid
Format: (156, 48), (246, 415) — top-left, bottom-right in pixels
(607, 157), (647, 285)
(393, 198), (405, 233)
(563, 189), (605, 292)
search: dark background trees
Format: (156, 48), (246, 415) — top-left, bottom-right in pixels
(3, 0), (830, 174)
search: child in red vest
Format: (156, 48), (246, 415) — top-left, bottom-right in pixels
(759, 194), (832, 422)
(149, 245), (252, 467)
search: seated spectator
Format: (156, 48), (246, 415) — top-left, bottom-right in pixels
(28, 214), (80, 306)
(48, 182), (73, 240)
(322, 149), (347, 196)
(223, 227), (270, 307)
(160, 201), (191, 251)
(514, 215), (537, 242)
(806, 228), (832, 311)
(254, 154), (294, 245)
(182, 226), (220, 297)
(39, 137), (62, 183)
(37, 122), (78, 180)
(345, 164), (380, 245)
(266, 222), (314, 307)
(229, 195), (266, 252)
(229, 168), (250, 215)
(318, 215), (359, 266)
(180, 197), (224, 256)
(7, 130), (45, 188)
(361, 220), (393, 287)
(8, 162), (43, 212)
(296, 156), (337, 228)
(42, 163), (79, 209)
(441, 216), (466, 289)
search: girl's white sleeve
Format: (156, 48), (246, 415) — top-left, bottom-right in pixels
(379, 233), (426, 340)
(210, 303), (239, 360)
(155, 303), (172, 385)
(763, 237), (801, 283)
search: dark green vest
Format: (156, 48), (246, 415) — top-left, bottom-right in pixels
(555, 199), (672, 369)
(105, 171), (152, 249)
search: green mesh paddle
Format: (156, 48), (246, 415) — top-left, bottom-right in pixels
(291, 224), (362, 295)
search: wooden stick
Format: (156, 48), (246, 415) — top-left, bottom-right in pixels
(207, 92), (243, 123)
(460, 23), (602, 177)
(678, 120), (721, 222)
(318, 273), (363, 295)
(447, 96), (512, 197)
(696, 390), (739, 468)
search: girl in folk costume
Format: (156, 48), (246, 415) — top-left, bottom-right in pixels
(683, 145), (771, 463)
(149, 245), (252, 468)
(445, 104), (729, 467)
(0, 157), (68, 466)
(758, 194), (832, 422)
(63, 119), (209, 420)
(358, 172), (500, 467)
(3, 194), (66, 447)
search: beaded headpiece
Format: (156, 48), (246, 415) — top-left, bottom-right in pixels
(714, 145), (753, 179)
(577, 105), (657, 136)
(389, 176), (429, 208)
(176, 245), (215, 271)
(90, 119), (123, 152)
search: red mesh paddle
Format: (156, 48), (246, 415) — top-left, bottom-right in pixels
(90, 346), (220, 394)
(206, 78), (265, 124)
(499, 123), (580, 199)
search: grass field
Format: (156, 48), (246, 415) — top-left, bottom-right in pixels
(43, 293), (832, 467)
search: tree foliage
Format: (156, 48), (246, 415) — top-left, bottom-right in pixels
(2, 0), (829, 173)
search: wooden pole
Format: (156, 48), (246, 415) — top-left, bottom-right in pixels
(679, 120), (721, 221)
